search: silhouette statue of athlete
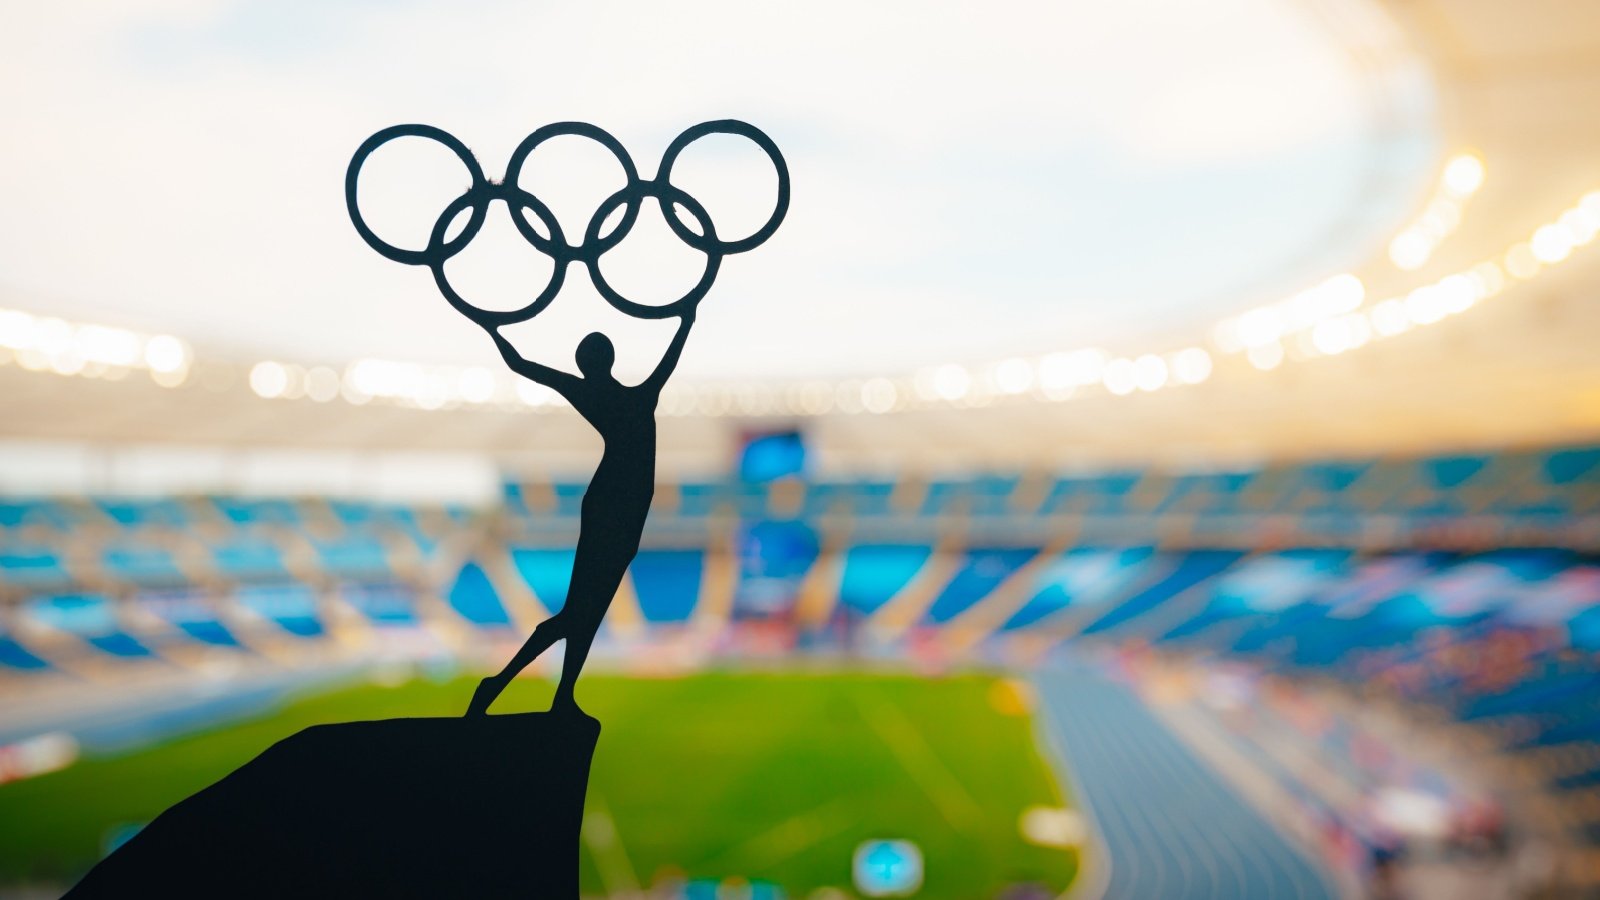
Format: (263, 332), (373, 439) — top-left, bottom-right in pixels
(467, 312), (695, 716)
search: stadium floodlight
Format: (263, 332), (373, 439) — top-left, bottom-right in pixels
(1442, 153), (1485, 196)
(1531, 223), (1575, 264)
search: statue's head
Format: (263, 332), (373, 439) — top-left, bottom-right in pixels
(575, 332), (616, 379)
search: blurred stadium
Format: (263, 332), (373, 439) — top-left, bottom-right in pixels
(4, 0), (1600, 898)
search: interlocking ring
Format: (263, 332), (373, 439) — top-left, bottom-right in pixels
(346, 119), (788, 326)
(656, 119), (790, 256)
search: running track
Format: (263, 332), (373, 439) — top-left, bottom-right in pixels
(1036, 670), (1337, 900)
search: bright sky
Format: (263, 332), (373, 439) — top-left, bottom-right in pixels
(0, 0), (1436, 380)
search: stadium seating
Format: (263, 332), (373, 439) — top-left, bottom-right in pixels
(26, 594), (153, 658)
(446, 562), (513, 628)
(629, 550), (703, 624)
(922, 547), (1038, 623)
(138, 591), (240, 647)
(0, 545), (71, 589)
(1002, 547), (1158, 631)
(0, 634), (48, 670)
(4, 442), (1593, 665)
(835, 544), (934, 617)
(235, 584), (324, 638)
(512, 548), (576, 614)
(2, 442), (1598, 860)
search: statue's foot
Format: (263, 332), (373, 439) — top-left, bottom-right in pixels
(465, 675), (506, 718)
(549, 691), (594, 722)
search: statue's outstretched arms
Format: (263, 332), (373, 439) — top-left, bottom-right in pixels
(641, 311), (696, 394)
(489, 328), (581, 398)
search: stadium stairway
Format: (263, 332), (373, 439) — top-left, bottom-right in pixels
(790, 537), (846, 628)
(939, 534), (1077, 654)
(685, 529), (740, 634)
(1036, 667), (1339, 900)
(861, 538), (964, 643)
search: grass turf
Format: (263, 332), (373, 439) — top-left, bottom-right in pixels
(0, 671), (1077, 897)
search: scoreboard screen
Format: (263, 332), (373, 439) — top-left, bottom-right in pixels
(738, 430), (807, 483)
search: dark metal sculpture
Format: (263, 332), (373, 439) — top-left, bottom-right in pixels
(66, 121), (789, 900)
(346, 120), (789, 716)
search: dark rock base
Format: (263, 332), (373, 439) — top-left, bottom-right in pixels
(66, 711), (600, 899)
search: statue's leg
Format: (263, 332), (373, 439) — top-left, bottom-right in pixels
(540, 475), (645, 712)
(550, 557), (627, 710)
(465, 613), (567, 716)
(551, 611), (599, 710)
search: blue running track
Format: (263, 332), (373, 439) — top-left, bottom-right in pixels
(1036, 670), (1336, 900)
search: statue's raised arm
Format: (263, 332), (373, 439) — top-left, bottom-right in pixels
(641, 311), (696, 395)
(489, 329), (581, 399)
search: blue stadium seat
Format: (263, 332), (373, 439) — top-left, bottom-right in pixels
(551, 483), (588, 517)
(1039, 474), (1142, 515)
(630, 550), (704, 623)
(139, 592), (240, 647)
(675, 482), (728, 517)
(0, 545), (71, 587)
(512, 548), (576, 613)
(919, 480), (967, 516)
(969, 475), (1021, 515)
(212, 539), (289, 580)
(1003, 547), (1157, 631)
(447, 562), (512, 627)
(1080, 473), (1142, 515)
(1152, 475), (1204, 514)
(1545, 446), (1600, 484)
(88, 632), (155, 658)
(837, 543), (932, 616)
(1274, 553), (1561, 668)
(0, 499), (74, 529)
(28, 594), (154, 658)
(0, 634), (50, 670)
(312, 536), (391, 579)
(1082, 550), (1244, 636)
(804, 481), (896, 518)
(1304, 461), (1372, 494)
(343, 584), (419, 626)
(178, 620), (239, 647)
(210, 497), (302, 526)
(921, 547), (1036, 623)
(1034, 479), (1080, 515)
(500, 482), (536, 520)
(94, 497), (191, 528)
(391, 508), (441, 557)
(731, 481), (771, 518)
(236, 584), (324, 637)
(1164, 549), (1354, 642)
(915, 476), (1019, 516)
(102, 544), (186, 585)
(1423, 454), (1491, 489)
(327, 499), (382, 527)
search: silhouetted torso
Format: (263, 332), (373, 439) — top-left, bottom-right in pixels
(568, 378), (658, 537)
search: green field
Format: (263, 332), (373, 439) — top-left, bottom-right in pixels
(0, 671), (1078, 898)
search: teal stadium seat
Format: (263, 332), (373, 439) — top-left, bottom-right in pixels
(921, 547), (1036, 623)
(446, 562), (512, 627)
(512, 548), (576, 613)
(836, 543), (932, 616)
(630, 550), (704, 623)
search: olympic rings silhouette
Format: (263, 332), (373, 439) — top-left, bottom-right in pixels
(346, 119), (789, 325)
